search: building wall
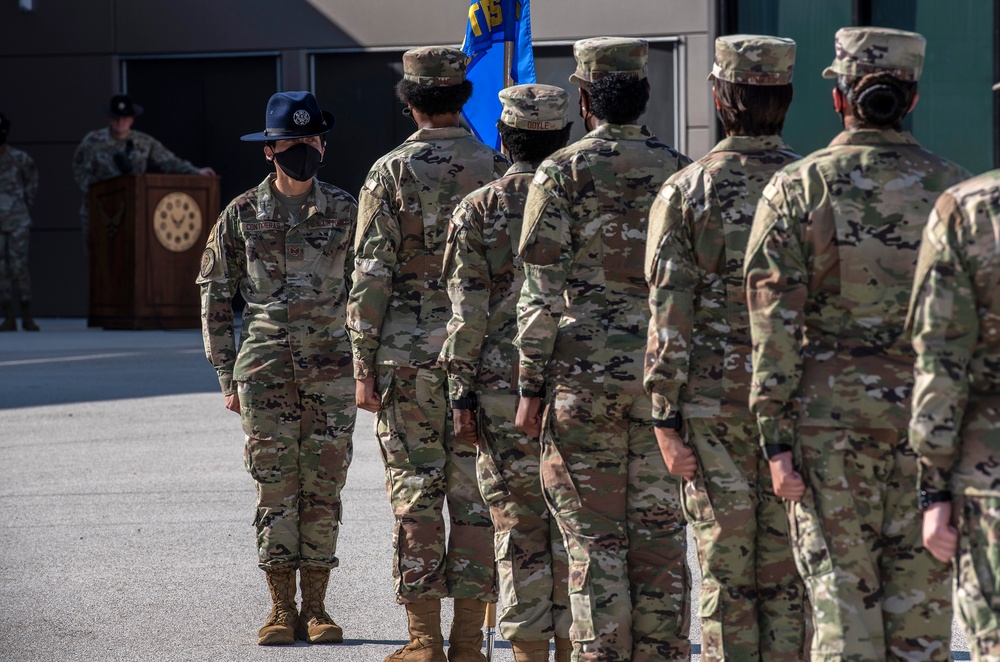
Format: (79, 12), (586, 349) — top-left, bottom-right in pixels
(1, 0), (713, 317)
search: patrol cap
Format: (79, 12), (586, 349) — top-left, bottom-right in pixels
(569, 37), (648, 86)
(709, 34), (796, 85)
(240, 91), (334, 142)
(822, 27), (925, 82)
(105, 94), (143, 117)
(499, 84), (569, 131)
(402, 46), (467, 87)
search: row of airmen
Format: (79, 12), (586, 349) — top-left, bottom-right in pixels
(197, 24), (1000, 662)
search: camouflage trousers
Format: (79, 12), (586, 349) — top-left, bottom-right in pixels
(238, 379), (356, 570)
(542, 388), (690, 662)
(684, 417), (807, 661)
(376, 366), (495, 604)
(791, 426), (952, 661)
(954, 495), (1000, 661)
(0, 222), (30, 302)
(476, 391), (571, 642)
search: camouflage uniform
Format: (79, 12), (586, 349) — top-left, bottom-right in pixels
(908, 168), (1000, 660)
(73, 127), (201, 242)
(198, 173), (358, 570)
(439, 85), (573, 646)
(347, 47), (509, 605)
(644, 35), (806, 662)
(516, 37), (693, 662)
(745, 27), (971, 662)
(0, 146), (38, 302)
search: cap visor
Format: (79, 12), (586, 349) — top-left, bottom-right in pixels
(994, 82), (1000, 91)
(568, 73), (587, 85)
(821, 66), (838, 79)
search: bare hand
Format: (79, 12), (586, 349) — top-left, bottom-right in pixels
(515, 397), (543, 439)
(922, 501), (958, 563)
(453, 408), (478, 443)
(199, 167), (217, 177)
(769, 452), (806, 502)
(224, 393), (240, 414)
(355, 377), (381, 413)
(654, 427), (697, 480)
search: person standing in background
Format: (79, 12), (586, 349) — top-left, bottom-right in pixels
(0, 112), (39, 332)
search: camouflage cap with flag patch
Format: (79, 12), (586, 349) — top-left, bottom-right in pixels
(569, 37), (648, 85)
(709, 34), (796, 86)
(500, 84), (569, 130)
(822, 27), (925, 82)
(403, 46), (467, 87)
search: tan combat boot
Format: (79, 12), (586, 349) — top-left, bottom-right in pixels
(554, 636), (573, 662)
(0, 302), (14, 331)
(257, 568), (297, 645)
(447, 599), (488, 662)
(297, 566), (343, 643)
(512, 639), (551, 662)
(20, 300), (38, 332)
(384, 599), (447, 662)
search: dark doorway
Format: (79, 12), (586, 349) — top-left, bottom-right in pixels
(123, 55), (280, 209)
(313, 51), (415, 199)
(533, 40), (680, 148)
(312, 40), (681, 201)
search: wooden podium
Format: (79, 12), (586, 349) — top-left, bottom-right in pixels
(88, 174), (220, 329)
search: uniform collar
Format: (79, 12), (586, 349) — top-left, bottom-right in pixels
(256, 174), (327, 223)
(406, 126), (472, 142)
(505, 160), (536, 176)
(583, 123), (654, 142)
(828, 128), (919, 147)
(711, 134), (791, 154)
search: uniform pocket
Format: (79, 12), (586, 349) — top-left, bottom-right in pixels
(698, 581), (721, 619)
(495, 530), (518, 608)
(375, 368), (409, 473)
(540, 430), (583, 515)
(477, 441), (510, 503)
(681, 471), (715, 524)
(956, 500), (1000, 638)
(567, 561), (596, 642)
(787, 490), (834, 579)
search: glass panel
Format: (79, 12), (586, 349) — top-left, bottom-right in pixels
(737, 0), (853, 156)
(871, 0), (993, 173)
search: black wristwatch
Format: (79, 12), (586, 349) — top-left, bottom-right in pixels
(918, 489), (952, 511)
(762, 443), (793, 460)
(451, 395), (477, 410)
(518, 387), (544, 399)
(652, 413), (683, 430)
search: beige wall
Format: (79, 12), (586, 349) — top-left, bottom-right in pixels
(2, 0), (716, 316)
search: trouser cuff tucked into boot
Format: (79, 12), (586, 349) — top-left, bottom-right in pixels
(448, 599), (488, 662)
(384, 599), (446, 662)
(297, 566), (343, 643)
(258, 568), (297, 646)
(512, 639), (551, 662)
(554, 636), (573, 662)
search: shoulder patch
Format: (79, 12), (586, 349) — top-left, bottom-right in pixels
(200, 248), (216, 278)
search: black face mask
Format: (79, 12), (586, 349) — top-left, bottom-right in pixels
(272, 143), (323, 182)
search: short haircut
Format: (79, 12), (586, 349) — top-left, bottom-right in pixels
(837, 73), (917, 130)
(496, 121), (573, 163)
(395, 80), (474, 116)
(586, 73), (650, 125)
(714, 79), (794, 137)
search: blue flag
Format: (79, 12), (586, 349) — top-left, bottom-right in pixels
(461, 0), (536, 150)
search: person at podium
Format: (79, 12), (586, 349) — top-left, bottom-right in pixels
(196, 91), (358, 648)
(72, 94), (215, 255)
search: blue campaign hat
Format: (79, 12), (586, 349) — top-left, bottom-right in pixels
(241, 91), (335, 142)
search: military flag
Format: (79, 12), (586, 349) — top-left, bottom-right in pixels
(461, 0), (536, 149)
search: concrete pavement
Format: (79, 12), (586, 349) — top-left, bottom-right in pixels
(0, 320), (968, 660)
